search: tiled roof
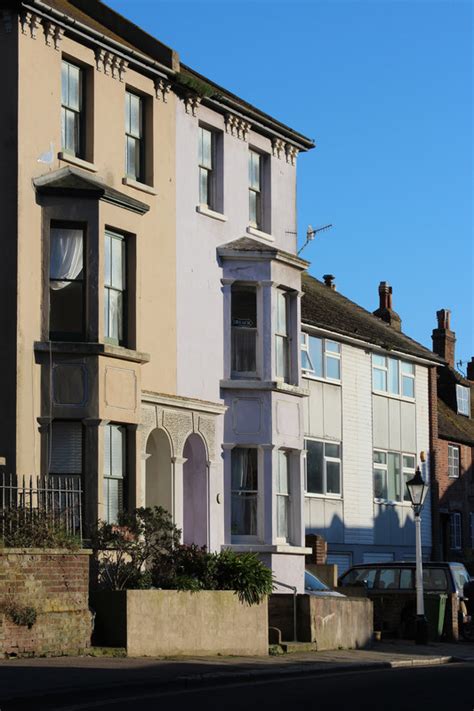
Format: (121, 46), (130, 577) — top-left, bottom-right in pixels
(301, 273), (443, 363)
(438, 397), (474, 446)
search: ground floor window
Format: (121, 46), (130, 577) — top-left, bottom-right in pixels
(305, 439), (341, 496)
(231, 447), (258, 539)
(103, 423), (127, 524)
(450, 512), (462, 551)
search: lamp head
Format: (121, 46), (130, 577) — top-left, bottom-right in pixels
(406, 466), (428, 512)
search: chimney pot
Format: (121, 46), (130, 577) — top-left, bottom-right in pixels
(373, 281), (401, 331)
(323, 274), (336, 290)
(436, 309), (451, 331)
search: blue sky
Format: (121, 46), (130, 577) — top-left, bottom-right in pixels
(108, 0), (473, 367)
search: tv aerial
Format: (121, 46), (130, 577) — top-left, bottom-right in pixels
(296, 223), (333, 255)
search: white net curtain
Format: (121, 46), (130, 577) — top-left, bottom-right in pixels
(50, 228), (83, 289)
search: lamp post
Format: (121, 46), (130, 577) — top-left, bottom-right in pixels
(406, 463), (429, 645)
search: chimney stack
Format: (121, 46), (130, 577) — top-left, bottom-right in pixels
(323, 274), (336, 290)
(373, 281), (402, 331)
(432, 309), (456, 368)
(466, 357), (474, 382)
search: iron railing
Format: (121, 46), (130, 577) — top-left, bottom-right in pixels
(0, 472), (83, 540)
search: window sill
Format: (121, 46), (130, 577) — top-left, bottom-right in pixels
(373, 498), (412, 507)
(34, 341), (150, 364)
(220, 379), (308, 397)
(303, 373), (342, 386)
(372, 389), (415, 403)
(196, 205), (228, 222)
(305, 493), (343, 501)
(225, 543), (312, 555)
(58, 152), (97, 173)
(246, 225), (274, 242)
(122, 177), (157, 196)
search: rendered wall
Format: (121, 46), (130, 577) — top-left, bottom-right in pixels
(0, 549), (92, 657)
(91, 589), (268, 657)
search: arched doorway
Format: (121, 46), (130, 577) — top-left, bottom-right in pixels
(145, 428), (173, 515)
(182, 434), (208, 547)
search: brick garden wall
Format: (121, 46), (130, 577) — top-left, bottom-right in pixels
(0, 549), (92, 657)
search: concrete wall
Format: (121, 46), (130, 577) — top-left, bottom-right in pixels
(91, 589), (268, 657)
(0, 549), (92, 657)
(269, 593), (373, 649)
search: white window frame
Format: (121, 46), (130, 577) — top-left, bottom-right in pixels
(372, 354), (415, 400)
(275, 290), (290, 383)
(230, 447), (259, 543)
(125, 90), (144, 182)
(103, 423), (127, 525)
(456, 385), (471, 417)
(373, 448), (416, 504)
(450, 512), (462, 551)
(61, 59), (83, 158)
(448, 444), (460, 478)
(248, 149), (262, 229)
(276, 450), (291, 543)
(305, 438), (342, 498)
(301, 333), (341, 382)
(198, 125), (214, 209)
(104, 230), (126, 346)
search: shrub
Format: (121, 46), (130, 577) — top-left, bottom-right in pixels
(213, 550), (274, 606)
(0, 509), (81, 550)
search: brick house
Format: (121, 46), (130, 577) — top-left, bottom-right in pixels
(430, 310), (474, 566)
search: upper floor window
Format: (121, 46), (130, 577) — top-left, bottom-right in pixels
(275, 290), (290, 382)
(372, 355), (415, 398)
(305, 439), (341, 496)
(61, 60), (83, 157)
(456, 385), (470, 417)
(231, 285), (257, 378)
(248, 150), (261, 228)
(103, 423), (127, 524)
(49, 224), (84, 341)
(198, 126), (214, 208)
(104, 231), (126, 346)
(125, 90), (144, 182)
(301, 334), (341, 381)
(448, 444), (460, 478)
(373, 450), (415, 503)
(231, 447), (258, 540)
(450, 512), (462, 550)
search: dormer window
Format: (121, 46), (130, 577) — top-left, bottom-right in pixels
(456, 385), (470, 417)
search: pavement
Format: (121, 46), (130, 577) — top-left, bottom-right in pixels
(0, 640), (473, 708)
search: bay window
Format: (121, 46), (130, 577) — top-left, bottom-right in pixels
(49, 420), (83, 477)
(231, 285), (257, 377)
(49, 224), (84, 341)
(104, 230), (126, 345)
(103, 423), (127, 524)
(277, 450), (290, 541)
(275, 290), (290, 382)
(231, 447), (258, 539)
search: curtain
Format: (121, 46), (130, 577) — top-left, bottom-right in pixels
(50, 228), (83, 290)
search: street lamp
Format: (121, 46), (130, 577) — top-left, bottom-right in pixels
(406, 463), (429, 645)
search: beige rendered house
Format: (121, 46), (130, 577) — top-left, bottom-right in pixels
(1, 1), (315, 591)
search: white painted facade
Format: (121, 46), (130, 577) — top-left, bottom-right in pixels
(302, 327), (433, 571)
(172, 96), (312, 591)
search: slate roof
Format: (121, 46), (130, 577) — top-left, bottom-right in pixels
(438, 397), (474, 446)
(301, 273), (443, 363)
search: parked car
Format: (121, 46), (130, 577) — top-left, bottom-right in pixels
(338, 561), (471, 639)
(305, 570), (345, 598)
(338, 561), (470, 597)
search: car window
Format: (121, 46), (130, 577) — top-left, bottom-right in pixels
(305, 571), (329, 592)
(400, 569), (414, 589)
(450, 565), (470, 595)
(341, 568), (376, 589)
(375, 568), (399, 590)
(423, 568), (448, 591)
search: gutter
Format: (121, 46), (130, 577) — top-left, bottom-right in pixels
(24, 0), (177, 79)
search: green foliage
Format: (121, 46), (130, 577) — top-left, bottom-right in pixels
(176, 72), (220, 99)
(92, 508), (274, 605)
(91, 507), (181, 591)
(5, 601), (37, 629)
(0, 509), (81, 550)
